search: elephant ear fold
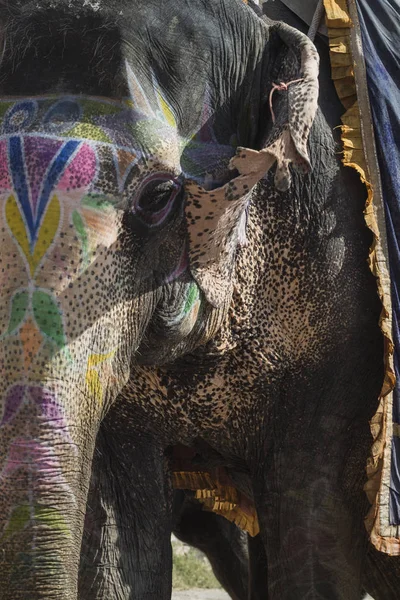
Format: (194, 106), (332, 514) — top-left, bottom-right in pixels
(186, 25), (319, 308)
(185, 152), (276, 308)
(230, 25), (320, 188)
(252, 23), (320, 192)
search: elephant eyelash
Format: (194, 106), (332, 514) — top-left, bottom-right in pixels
(132, 174), (183, 227)
(139, 180), (178, 210)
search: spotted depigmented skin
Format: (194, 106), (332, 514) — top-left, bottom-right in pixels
(0, 1), (386, 600)
(123, 111), (384, 599)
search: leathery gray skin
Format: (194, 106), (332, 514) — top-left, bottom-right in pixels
(172, 492), (250, 600)
(170, 7), (400, 600)
(0, 0), (385, 598)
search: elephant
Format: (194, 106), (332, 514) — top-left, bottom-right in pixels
(0, 0), (387, 598)
(166, 8), (400, 600)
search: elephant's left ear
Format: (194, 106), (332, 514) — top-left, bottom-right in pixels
(185, 167), (266, 308)
(186, 24), (319, 308)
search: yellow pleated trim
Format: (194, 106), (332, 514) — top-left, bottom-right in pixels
(323, 0), (397, 554)
(172, 471), (215, 493)
(172, 470), (260, 537)
(324, 0), (352, 26)
(202, 501), (260, 538)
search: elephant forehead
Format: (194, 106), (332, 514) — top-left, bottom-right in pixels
(0, 95), (236, 186)
(0, 95), (181, 176)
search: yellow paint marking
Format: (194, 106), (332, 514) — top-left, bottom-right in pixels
(5, 194), (60, 276)
(157, 91), (176, 128)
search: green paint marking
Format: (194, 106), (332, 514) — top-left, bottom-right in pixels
(34, 506), (71, 537)
(2, 504), (30, 540)
(3, 504), (71, 542)
(81, 194), (116, 210)
(32, 291), (66, 350)
(130, 120), (166, 152)
(7, 290), (29, 334)
(63, 123), (112, 144)
(0, 101), (16, 122)
(81, 98), (121, 121)
(184, 283), (200, 314)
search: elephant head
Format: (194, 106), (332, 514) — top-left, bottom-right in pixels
(0, 0), (318, 596)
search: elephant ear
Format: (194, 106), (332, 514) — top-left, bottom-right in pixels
(185, 24), (319, 308)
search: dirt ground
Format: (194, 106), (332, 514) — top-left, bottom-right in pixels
(172, 590), (229, 600)
(171, 591), (374, 599)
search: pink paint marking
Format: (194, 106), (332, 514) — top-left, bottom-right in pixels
(0, 438), (78, 511)
(57, 143), (97, 191)
(1, 439), (61, 478)
(0, 140), (11, 191)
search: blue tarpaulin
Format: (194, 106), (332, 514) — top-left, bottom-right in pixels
(356, 0), (400, 524)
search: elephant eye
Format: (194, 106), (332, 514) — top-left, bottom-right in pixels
(133, 174), (182, 226)
(139, 180), (175, 211)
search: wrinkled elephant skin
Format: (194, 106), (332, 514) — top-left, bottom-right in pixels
(0, 1), (384, 599)
(0, 99), (138, 596)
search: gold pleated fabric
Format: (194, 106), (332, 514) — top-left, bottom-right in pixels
(172, 0), (397, 549)
(323, 0), (398, 554)
(172, 471), (260, 536)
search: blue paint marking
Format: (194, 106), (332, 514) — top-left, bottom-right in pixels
(35, 140), (80, 238)
(8, 136), (34, 243)
(3, 101), (38, 134)
(9, 137), (80, 250)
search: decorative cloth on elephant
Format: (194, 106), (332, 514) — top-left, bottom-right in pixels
(323, 0), (400, 555)
(171, 445), (260, 536)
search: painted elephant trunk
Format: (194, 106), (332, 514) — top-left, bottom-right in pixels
(0, 382), (98, 599)
(0, 111), (141, 595)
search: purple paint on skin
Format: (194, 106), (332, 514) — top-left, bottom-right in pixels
(0, 141), (11, 192)
(0, 385), (26, 426)
(1, 385), (77, 449)
(0, 439), (77, 510)
(24, 137), (64, 212)
(1, 439), (62, 478)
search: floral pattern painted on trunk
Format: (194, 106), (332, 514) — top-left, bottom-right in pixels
(0, 386), (76, 542)
(0, 82), (210, 582)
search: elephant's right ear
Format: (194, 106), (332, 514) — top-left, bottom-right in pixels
(185, 23), (319, 308)
(234, 22), (320, 193)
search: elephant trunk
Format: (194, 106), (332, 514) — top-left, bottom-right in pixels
(0, 382), (97, 599)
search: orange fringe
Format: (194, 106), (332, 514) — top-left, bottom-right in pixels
(324, 0), (397, 554)
(172, 471), (260, 537)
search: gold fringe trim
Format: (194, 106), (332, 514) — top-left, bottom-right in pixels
(172, 471), (215, 492)
(172, 470), (260, 537)
(173, 1), (396, 549)
(202, 501), (260, 538)
(324, 0), (397, 553)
